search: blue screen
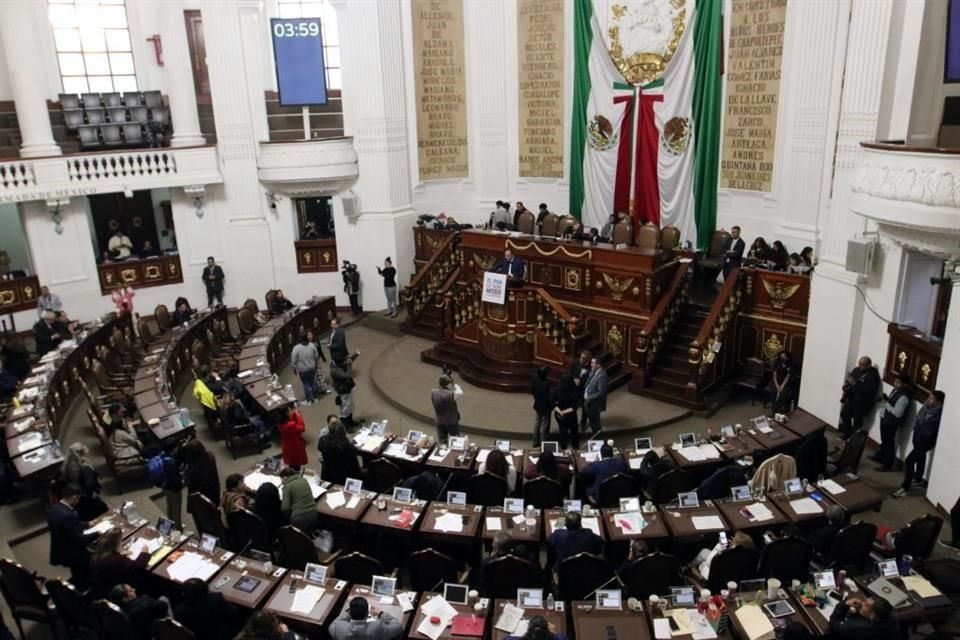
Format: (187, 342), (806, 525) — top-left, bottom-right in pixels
(271, 18), (328, 106)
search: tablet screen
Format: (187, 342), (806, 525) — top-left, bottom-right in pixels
(678, 491), (699, 508)
(763, 600), (796, 618)
(731, 485), (751, 501)
(233, 575), (262, 593)
(443, 583), (469, 605)
(304, 563), (327, 584)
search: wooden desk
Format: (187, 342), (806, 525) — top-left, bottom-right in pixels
(481, 507), (541, 544)
(264, 575), (347, 636)
(789, 590), (831, 636)
(666, 445), (726, 471)
(853, 574), (955, 626)
(661, 505), (729, 537)
(571, 600), (651, 640)
(138, 401), (172, 423)
(715, 436), (765, 461)
(730, 601), (815, 639)
(337, 585), (416, 635)
(381, 440), (433, 470)
(743, 425), (800, 452)
(361, 497), (427, 533)
(601, 508), (670, 542)
(492, 599), (567, 640)
(88, 508), (148, 541)
(766, 492), (828, 524)
(779, 410), (826, 438)
(424, 446), (478, 475)
(123, 527), (180, 569)
(409, 592), (480, 640)
(245, 378), (296, 414)
(146, 412), (195, 442)
(315, 486), (376, 525)
(6, 429), (53, 457)
(152, 538), (231, 585)
(352, 430), (394, 457)
(817, 476), (883, 514)
(212, 554), (286, 609)
(715, 499), (790, 533)
(418, 503), (483, 544)
(544, 509), (605, 540)
(11, 443), (64, 479)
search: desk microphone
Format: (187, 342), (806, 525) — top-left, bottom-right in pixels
(582, 574), (621, 603)
(436, 471), (454, 502)
(429, 576), (446, 594)
(233, 537), (254, 562)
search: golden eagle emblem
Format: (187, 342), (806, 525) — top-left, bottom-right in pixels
(762, 280), (801, 310)
(602, 274), (634, 301)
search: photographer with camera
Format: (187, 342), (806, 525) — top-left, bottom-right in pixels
(341, 260), (362, 317)
(431, 367), (463, 445)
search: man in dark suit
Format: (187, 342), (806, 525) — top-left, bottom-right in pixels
(175, 578), (241, 640)
(547, 512), (603, 568)
(328, 317), (348, 365)
(109, 583), (170, 639)
(492, 249), (525, 281)
(569, 350), (591, 432)
(828, 596), (898, 640)
(583, 357), (609, 435)
(722, 226), (746, 277)
(33, 311), (64, 356)
(582, 444), (628, 503)
(201, 256), (225, 307)
(48, 484), (99, 589)
(839, 356), (880, 439)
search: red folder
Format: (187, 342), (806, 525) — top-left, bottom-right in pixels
(450, 614), (485, 637)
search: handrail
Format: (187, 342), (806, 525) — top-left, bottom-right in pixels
(405, 231), (458, 292)
(636, 262), (690, 375)
(640, 261), (690, 337)
(533, 287), (576, 324)
(691, 267), (740, 350)
(532, 286), (579, 358)
(688, 267), (742, 384)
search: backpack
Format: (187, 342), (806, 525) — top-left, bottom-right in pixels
(147, 454), (168, 487)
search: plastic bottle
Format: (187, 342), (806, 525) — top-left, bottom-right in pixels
(546, 593), (555, 611)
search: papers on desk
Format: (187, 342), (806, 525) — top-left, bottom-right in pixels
(127, 536), (162, 558)
(17, 387), (39, 402)
(654, 618), (673, 639)
(686, 610), (718, 640)
(476, 449), (490, 464)
(84, 520), (115, 537)
(692, 515), (725, 531)
(629, 457), (644, 470)
(734, 604), (774, 640)
(14, 417), (36, 433)
(324, 491), (346, 510)
(11, 405), (33, 418)
(486, 517), (502, 531)
(528, 456), (540, 465)
(308, 481), (327, 500)
(663, 609), (694, 637)
(614, 512), (647, 533)
(789, 497), (822, 515)
(397, 591), (416, 612)
(237, 369), (254, 379)
(346, 495), (361, 509)
(818, 478), (846, 495)
(675, 444), (720, 462)
(385, 442), (422, 460)
(18, 431), (45, 447)
(417, 595), (459, 640)
(903, 575), (943, 598)
(743, 502), (775, 522)
(353, 431), (385, 452)
(430, 448), (449, 461)
(290, 585), (324, 613)
(40, 351), (59, 363)
(581, 452), (600, 463)
(433, 512), (464, 533)
(167, 551), (221, 583)
(244, 471), (282, 493)
(494, 603), (525, 634)
(22, 376), (43, 387)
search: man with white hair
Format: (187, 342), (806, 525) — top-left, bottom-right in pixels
(33, 311), (64, 355)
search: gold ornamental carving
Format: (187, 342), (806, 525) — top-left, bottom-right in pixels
(763, 333), (784, 364)
(473, 253), (496, 271)
(607, 0), (687, 86)
(762, 280), (801, 310)
(120, 268), (137, 284)
(104, 271), (114, 285)
(145, 265), (161, 280)
(506, 239), (591, 260)
(0, 290), (15, 305)
(565, 267), (582, 291)
(321, 251), (332, 264)
(606, 324), (624, 358)
(920, 363), (931, 384)
(601, 274), (634, 301)
(167, 262), (177, 275)
(23, 285), (35, 300)
(896, 351), (907, 371)
(302, 252), (313, 265)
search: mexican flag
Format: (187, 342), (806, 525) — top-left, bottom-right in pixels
(569, 0), (722, 250)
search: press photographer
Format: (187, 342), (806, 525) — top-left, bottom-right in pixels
(341, 260), (361, 317)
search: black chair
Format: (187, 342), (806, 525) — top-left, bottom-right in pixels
(219, 405), (265, 460)
(102, 92), (122, 107)
(0, 558), (56, 639)
(78, 125), (100, 150)
(522, 476), (564, 509)
(758, 536), (813, 584)
(728, 357), (768, 404)
(893, 514), (943, 564)
(795, 432), (828, 483)
(482, 554), (540, 599)
(107, 107), (128, 123)
(90, 599), (135, 640)
(706, 546), (760, 594)
(155, 304), (173, 332)
(81, 93), (102, 109)
(408, 548), (465, 592)
(366, 458), (404, 494)
(830, 430), (867, 476)
(333, 552), (383, 586)
(59, 93), (81, 110)
(651, 468), (696, 504)
(557, 553), (614, 601)
(129, 106), (149, 124)
(63, 109), (85, 130)
(826, 521), (877, 572)
(46, 578), (98, 640)
(123, 91), (142, 107)
(153, 618), (196, 640)
(85, 108), (106, 125)
(277, 526), (319, 571)
(227, 509), (271, 553)
(467, 472), (509, 507)
(188, 492), (229, 544)
(144, 90), (163, 108)
(597, 473), (639, 508)
(100, 124), (123, 147)
(618, 552), (682, 599)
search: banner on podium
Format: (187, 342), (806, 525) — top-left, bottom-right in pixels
(482, 272), (508, 305)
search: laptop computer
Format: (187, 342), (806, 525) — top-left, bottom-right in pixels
(867, 577), (910, 607)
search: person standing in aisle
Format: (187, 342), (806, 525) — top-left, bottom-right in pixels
(291, 334), (320, 406)
(202, 256), (225, 307)
(530, 367), (552, 448)
(377, 257), (398, 318)
(431, 373), (463, 445)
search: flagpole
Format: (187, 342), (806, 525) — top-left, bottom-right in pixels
(628, 84), (641, 219)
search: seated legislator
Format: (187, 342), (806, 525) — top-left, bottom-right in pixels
(174, 577), (241, 640)
(34, 311), (65, 356)
(829, 596), (898, 640)
(547, 511), (603, 567)
(89, 527), (150, 599)
(491, 248), (525, 281)
(271, 289), (295, 314)
(329, 596), (403, 640)
(581, 444), (627, 503)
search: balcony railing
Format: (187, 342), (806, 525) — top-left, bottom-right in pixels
(0, 145), (222, 204)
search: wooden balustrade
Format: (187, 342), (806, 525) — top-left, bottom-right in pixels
(636, 262), (691, 376)
(96, 254), (183, 294)
(689, 267), (743, 392)
(0, 274), (40, 316)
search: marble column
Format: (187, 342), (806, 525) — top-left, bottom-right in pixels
(162, 0), (206, 147)
(926, 277), (960, 512)
(0, 1), (61, 157)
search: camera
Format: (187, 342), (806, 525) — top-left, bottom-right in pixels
(441, 364), (453, 378)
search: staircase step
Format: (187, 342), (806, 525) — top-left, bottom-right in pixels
(651, 367), (689, 385)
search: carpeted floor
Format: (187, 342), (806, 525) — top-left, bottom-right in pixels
(0, 317), (954, 638)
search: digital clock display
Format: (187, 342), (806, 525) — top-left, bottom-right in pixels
(270, 18), (328, 106)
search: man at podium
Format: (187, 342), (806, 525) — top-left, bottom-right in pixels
(492, 248), (525, 283)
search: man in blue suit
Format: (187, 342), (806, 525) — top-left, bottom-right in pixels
(48, 484), (99, 589)
(582, 443), (627, 503)
(492, 249), (525, 282)
(547, 511), (603, 568)
(583, 357), (608, 434)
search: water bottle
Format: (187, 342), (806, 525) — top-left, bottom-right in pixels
(546, 592), (555, 611)
(900, 554), (913, 575)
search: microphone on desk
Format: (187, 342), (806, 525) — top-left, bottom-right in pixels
(437, 472), (454, 502)
(582, 574), (622, 603)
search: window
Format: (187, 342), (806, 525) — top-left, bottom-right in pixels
(276, 0), (341, 90)
(48, 0), (137, 94)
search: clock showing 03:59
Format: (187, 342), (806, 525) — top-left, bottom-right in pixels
(270, 18), (328, 106)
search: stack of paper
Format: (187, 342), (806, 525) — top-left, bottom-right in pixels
(615, 512), (647, 533)
(755, 422), (774, 434)
(678, 446), (706, 462)
(734, 605), (774, 640)
(687, 610), (718, 640)
(581, 452), (600, 463)
(903, 575), (943, 598)
(167, 551), (221, 582)
(628, 457), (644, 470)
(819, 478), (846, 495)
(692, 515), (725, 531)
(290, 585), (324, 613)
(417, 596), (459, 640)
(127, 536), (162, 558)
(361, 435), (385, 452)
(308, 482), (327, 500)
(325, 491), (346, 510)
(494, 603), (525, 634)
(698, 444), (721, 459)
(744, 503), (775, 522)
(789, 497), (822, 515)
(346, 495), (361, 509)
(244, 471), (281, 492)
(433, 512), (464, 533)
(486, 517), (502, 531)
(476, 449), (490, 464)
(83, 520), (116, 536)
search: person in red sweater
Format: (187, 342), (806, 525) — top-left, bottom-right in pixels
(279, 405), (308, 470)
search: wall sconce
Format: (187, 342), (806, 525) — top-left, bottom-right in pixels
(266, 192), (279, 212)
(46, 197), (70, 235)
(193, 196), (204, 219)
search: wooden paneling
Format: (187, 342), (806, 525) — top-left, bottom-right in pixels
(0, 275), (40, 314)
(884, 323), (941, 401)
(741, 269), (810, 320)
(97, 255), (183, 294)
(294, 239), (338, 273)
(413, 227), (455, 265)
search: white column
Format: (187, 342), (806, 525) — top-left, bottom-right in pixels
(926, 278), (960, 512)
(0, 1), (61, 157)
(161, 0), (206, 147)
(471, 0), (508, 207)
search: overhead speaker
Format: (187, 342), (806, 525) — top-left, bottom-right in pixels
(845, 238), (876, 276)
(342, 195), (359, 221)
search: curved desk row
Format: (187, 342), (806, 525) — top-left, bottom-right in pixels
(4, 312), (131, 481)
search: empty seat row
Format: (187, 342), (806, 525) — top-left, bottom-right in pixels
(77, 123), (163, 150)
(63, 106), (169, 129)
(59, 90), (163, 110)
